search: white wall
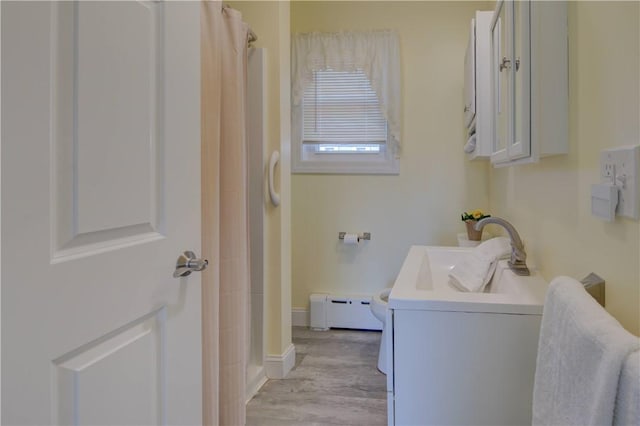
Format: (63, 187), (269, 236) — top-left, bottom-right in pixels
(291, 2), (491, 309)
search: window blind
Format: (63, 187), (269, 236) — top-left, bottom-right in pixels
(302, 70), (387, 145)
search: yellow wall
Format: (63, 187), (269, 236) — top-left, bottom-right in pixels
(291, 1), (639, 335)
(229, 1), (292, 356)
(241, 0), (639, 341)
(488, 1), (640, 335)
(291, 1), (491, 309)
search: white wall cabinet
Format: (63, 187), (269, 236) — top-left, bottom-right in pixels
(490, 0), (568, 166)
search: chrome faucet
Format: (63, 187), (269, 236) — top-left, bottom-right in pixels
(474, 217), (530, 276)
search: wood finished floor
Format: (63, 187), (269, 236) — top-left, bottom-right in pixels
(246, 327), (387, 426)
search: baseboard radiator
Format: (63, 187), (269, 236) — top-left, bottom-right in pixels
(309, 293), (382, 331)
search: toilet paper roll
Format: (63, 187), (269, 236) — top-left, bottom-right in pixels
(343, 233), (359, 245)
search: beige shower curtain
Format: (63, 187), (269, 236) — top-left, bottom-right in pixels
(201, 2), (250, 425)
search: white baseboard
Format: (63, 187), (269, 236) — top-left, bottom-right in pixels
(264, 343), (296, 379)
(245, 365), (268, 403)
(291, 308), (309, 327)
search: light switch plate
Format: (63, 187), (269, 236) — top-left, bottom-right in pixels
(601, 145), (639, 220)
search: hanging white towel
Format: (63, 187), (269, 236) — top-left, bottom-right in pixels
(532, 276), (640, 426)
(448, 237), (511, 292)
(613, 349), (640, 425)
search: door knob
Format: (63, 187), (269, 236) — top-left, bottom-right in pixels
(173, 251), (208, 278)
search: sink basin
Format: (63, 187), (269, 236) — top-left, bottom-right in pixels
(416, 246), (473, 291)
(389, 246), (549, 314)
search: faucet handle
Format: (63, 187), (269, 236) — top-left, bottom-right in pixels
(508, 259), (530, 276)
(475, 217), (530, 276)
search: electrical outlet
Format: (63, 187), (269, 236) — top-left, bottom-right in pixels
(600, 145), (640, 220)
(600, 152), (615, 179)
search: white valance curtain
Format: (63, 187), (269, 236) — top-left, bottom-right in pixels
(291, 30), (402, 151)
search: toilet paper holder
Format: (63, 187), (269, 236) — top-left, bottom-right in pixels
(338, 232), (371, 241)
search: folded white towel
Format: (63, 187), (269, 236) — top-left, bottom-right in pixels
(532, 276), (640, 426)
(448, 237), (511, 292)
(448, 252), (498, 293)
(613, 350), (640, 425)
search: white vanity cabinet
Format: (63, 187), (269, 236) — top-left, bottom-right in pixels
(391, 309), (542, 426)
(490, 0), (568, 166)
(385, 247), (549, 426)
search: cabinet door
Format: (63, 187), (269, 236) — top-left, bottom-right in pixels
(491, 0), (532, 165)
(491, 0), (510, 163)
(508, 0), (531, 160)
(490, 0), (568, 166)
(463, 18), (476, 128)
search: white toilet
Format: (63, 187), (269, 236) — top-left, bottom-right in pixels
(370, 288), (392, 374)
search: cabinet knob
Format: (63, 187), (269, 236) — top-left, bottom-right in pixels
(499, 57), (521, 72)
(499, 56), (511, 72)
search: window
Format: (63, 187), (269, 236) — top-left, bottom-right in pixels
(292, 30), (401, 174)
(304, 69), (386, 150)
(295, 69), (396, 173)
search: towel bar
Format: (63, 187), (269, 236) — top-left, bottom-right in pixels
(580, 272), (605, 307)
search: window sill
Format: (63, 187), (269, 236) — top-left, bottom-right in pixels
(292, 156), (400, 175)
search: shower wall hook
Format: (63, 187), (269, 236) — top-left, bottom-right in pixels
(338, 232), (371, 241)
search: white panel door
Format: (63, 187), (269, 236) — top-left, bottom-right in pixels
(2, 2), (202, 425)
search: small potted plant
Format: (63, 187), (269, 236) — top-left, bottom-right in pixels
(461, 209), (491, 241)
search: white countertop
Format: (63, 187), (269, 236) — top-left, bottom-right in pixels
(389, 245), (549, 315)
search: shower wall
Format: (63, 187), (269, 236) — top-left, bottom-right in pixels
(230, 0), (294, 383)
(246, 47), (266, 401)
